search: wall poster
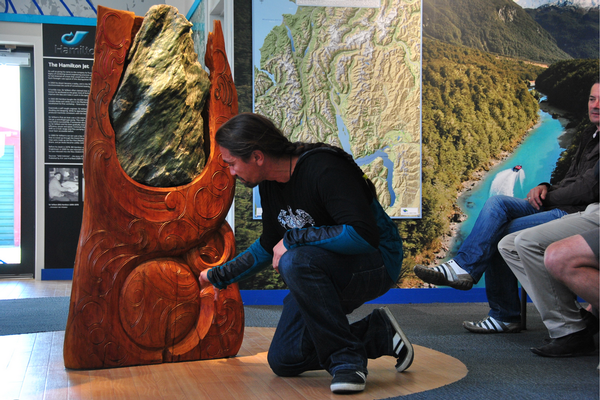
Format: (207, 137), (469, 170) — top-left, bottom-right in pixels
(42, 23), (95, 270)
(251, 0), (423, 219)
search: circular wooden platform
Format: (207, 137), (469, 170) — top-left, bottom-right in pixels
(1, 327), (467, 399)
(198, 327), (468, 399)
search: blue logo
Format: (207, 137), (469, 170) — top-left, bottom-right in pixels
(61, 31), (89, 46)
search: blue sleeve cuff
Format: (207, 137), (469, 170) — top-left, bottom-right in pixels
(284, 225), (376, 255)
(207, 239), (272, 289)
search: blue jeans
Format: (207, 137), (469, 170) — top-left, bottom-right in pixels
(454, 195), (567, 323)
(267, 246), (396, 377)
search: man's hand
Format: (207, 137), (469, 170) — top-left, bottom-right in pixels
(272, 239), (287, 273)
(199, 269), (212, 289)
(526, 184), (548, 210)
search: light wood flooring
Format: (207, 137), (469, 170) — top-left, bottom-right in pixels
(0, 279), (467, 399)
(0, 278), (72, 300)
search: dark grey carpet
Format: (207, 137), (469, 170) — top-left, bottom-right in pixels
(0, 297), (70, 335)
(245, 303), (599, 400)
(2, 298), (597, 399)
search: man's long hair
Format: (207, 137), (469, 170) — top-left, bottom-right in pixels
(216, 113), (377, 197)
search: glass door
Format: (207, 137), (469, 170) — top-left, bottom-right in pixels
(0, 46), (34, 276)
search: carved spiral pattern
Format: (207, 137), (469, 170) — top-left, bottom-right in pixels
(215, 73), (235, 107)
(119, 259), (201, 349)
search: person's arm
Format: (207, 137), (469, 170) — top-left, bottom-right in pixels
(283, 224), (377, 254)
(204, 238), (272, 289)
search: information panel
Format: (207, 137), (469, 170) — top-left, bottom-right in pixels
(44, 57), (92, 163)
(42, 24), (95, 270)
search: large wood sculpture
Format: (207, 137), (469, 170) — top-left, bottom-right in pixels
(63, 6), (242, 369)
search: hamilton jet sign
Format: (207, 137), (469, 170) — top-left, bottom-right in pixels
(55, 30), (93, 56)
(43, 24), (95, 59)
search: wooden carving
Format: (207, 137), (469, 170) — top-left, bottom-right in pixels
(63, 6), (242, 369)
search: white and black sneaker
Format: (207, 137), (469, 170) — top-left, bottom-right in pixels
(463, 316), (522, 333)
(414, 261), (474, 291)
(330, 369), (367, 394)
(380, 306), (414, 372)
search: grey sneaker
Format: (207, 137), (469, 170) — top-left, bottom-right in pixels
(463, 316), (522, 333)
(330, 370), (366, 393)
(414, 263), (474, 290)
(379, 306), (414, 372)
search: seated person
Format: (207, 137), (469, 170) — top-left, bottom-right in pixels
(49, 172), (78, 202)
(498, 203), (599, 357)
(413, 81), (600, 333)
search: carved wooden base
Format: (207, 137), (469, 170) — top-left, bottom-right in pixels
(63, 6), (242, 369)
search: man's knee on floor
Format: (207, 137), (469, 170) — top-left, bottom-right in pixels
(267, 350), (302, 377)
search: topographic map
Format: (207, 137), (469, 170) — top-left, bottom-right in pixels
(252, 0), (422, 218)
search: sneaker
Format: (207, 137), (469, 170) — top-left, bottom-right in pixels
(414, 262), (474, 290)
(330, 370), (366, 394)
(379, 306), (414, 372)
(463, 316), (522, 333)
(531, 329), (596, 357)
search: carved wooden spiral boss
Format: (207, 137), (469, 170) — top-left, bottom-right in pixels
(63, 6), (243, 369)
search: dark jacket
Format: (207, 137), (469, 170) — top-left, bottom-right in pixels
(543, 125), (599, 213)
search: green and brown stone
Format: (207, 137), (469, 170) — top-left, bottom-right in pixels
(110, 5), (210, 187)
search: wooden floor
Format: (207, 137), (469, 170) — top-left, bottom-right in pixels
(0, 279), (468, 400)
(0, 278), (72, 300)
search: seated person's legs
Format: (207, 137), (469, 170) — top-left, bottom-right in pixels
(545, 229), (599, 310)
(415, 195), (565, 333)
(414, 195), (562, 289)
(499, 210), (598, 357)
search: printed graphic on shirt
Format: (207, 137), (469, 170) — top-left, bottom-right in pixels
(278, 207), (315, 229)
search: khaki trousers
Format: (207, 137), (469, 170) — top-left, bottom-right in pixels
(498, 203), (599, 338)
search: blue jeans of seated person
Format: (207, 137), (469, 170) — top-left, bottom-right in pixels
(453, 195), (567, 323)
(267, 246), (396, 377)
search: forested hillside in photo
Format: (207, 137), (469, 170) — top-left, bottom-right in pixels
(397, 38), (542, 273)
(525, 5), (599, 59)
(422, 0), (571, 63)
(536, 58), (600, 112)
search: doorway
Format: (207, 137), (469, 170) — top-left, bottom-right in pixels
(0, 46), (34, 276)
